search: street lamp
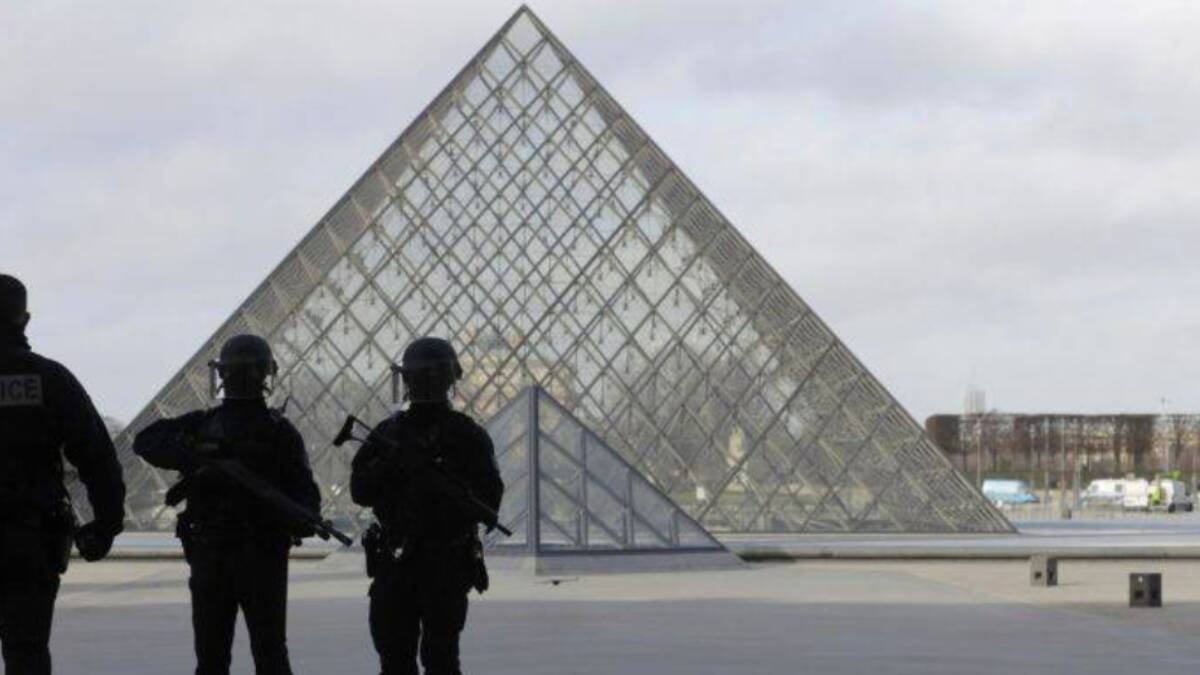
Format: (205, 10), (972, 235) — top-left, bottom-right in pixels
(975, 413), (984, 488)
(1162, 397), (1172, 472)
(1028, 422), (1036, 496)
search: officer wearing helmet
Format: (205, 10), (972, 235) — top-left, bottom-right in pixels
(0, 273), (126, 673)
(351, 337), (503, 675)
(133, 334), (319, 675)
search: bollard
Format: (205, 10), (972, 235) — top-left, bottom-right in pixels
(1129, 573), (1162, 608)
(1030, 556), (1057, 587)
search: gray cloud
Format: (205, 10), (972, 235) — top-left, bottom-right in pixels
(2, 0), (1197, 423)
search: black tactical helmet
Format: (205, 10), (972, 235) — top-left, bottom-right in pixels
(391, 337), (462, 404)
(0, 274), (28, 324)
(209, 334), (277, 400)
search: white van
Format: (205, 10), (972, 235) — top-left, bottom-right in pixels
(1082, 479), (1126, 508)
(1122, 479), (1151, 510)
(1122, 478), (1193, 512)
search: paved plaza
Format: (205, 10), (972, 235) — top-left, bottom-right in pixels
(52, 547), (1200, 674)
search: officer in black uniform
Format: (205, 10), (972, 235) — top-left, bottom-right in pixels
(351, 337), (503, 675)
(133, 334), (319, 675)
(0, 273), (126, 675)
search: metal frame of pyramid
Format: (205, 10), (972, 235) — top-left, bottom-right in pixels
(100, 6), (1012, 535)
(482, 386), (739, 573)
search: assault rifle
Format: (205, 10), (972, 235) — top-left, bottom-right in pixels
(333, 415), (512, 537)
(165, 440), (354, 547)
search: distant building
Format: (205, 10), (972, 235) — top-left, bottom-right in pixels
(926, 413), (1200, 486)
(963, 388), (987, 416)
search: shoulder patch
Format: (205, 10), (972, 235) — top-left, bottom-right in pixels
(0, 374), (44, 407)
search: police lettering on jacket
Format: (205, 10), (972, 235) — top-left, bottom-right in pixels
(0, 374), (42, 407)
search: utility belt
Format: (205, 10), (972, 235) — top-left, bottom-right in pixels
(363, 522), (489, 593)
(0, 481), (75, 526)
(175, 511), (289, 557)
(365, 522), (474, 573)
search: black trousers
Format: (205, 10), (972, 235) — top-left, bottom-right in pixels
(368, 546), (473, 675)
(0, 525), (63, 675)
(186, 537), (293, 675)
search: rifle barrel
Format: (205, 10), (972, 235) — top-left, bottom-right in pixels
(205, 458), (355, 547)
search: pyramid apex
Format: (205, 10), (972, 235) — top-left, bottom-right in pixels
(512, 384), (560, 410)
(510, 4), (540, 22)
(490, 3), (553, 56)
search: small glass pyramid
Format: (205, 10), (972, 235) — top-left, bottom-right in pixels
(484, 386), (738, 572)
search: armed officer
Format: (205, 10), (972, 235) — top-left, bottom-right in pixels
(0, 274), (126, 675)
(351, 337), (503, 675)
(133, 334), (319, 675)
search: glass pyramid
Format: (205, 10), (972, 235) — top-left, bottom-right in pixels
(98, 7), (1011, 535)
(484, 386), (733, 564)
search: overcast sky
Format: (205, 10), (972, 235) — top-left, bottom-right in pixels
(3, 0), (1197, 423)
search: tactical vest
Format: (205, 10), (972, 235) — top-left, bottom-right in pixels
(376, 410), (476, 541)
(180, 405), (290, 530)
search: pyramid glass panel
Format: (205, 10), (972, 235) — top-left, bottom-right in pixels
(96, 7), (1011, 535)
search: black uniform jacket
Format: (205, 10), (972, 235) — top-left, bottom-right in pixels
(133, 399), (320, 537)
(0, 328), (125, 531)
(349, 402), (503, 541)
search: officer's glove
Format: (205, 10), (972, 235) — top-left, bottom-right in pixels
(75, 521), (118, 562)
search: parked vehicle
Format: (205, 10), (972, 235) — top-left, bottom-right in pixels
(1153, 479), (1194, 513)
(1123, 479), (1152, 510)
(1081, 479), (1127, 508)
(1122, 478), (1194, 512)
(981, 479), (1039, 507)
